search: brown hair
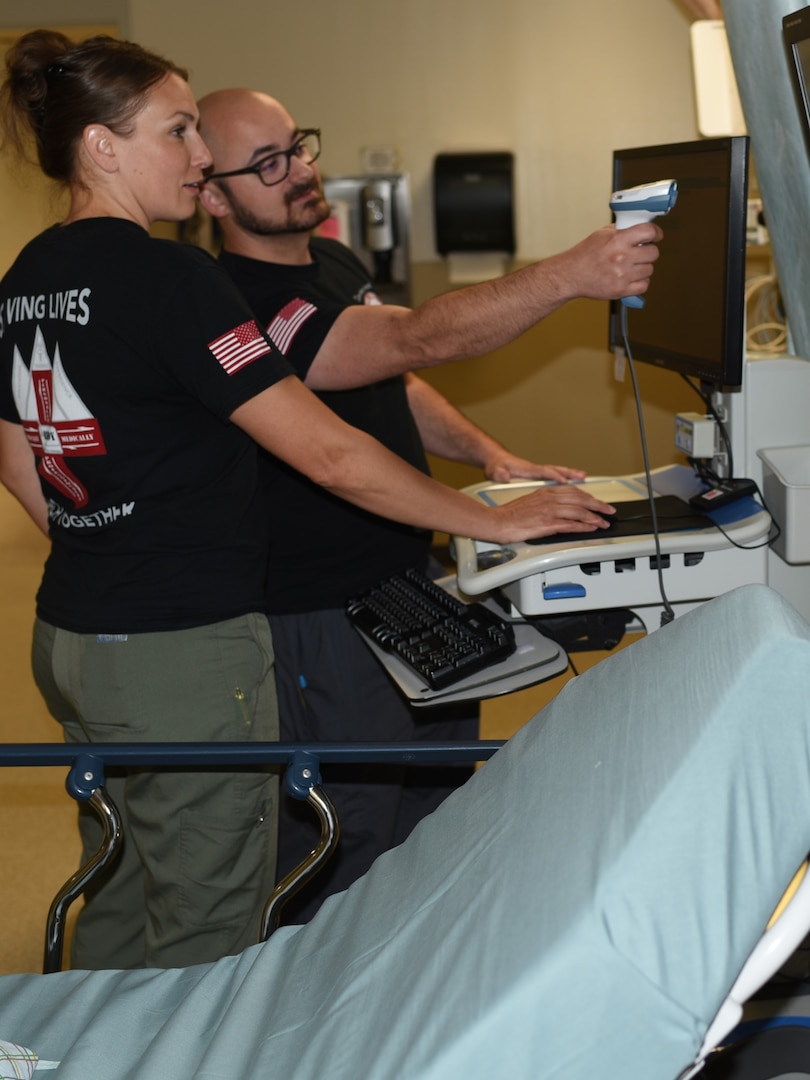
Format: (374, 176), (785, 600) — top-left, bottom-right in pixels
(0, 29), (188, 184)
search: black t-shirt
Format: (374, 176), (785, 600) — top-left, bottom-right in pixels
(219, 238), (431, 612)
(0, 219), (294, 632)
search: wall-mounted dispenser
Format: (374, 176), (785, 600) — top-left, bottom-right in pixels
(318, 173), (411, 306)
(360, 179), (396, 284)
(433, 151), (515, 257)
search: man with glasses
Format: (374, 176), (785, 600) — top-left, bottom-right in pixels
(196, 89), (661, 924)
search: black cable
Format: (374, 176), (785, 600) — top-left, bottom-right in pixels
(620, 305), (676, 626)
(620, 329), (779, 617)
(691, 476), (782, 551)
(676, 395), (782, 549)
(680, 373), (735, 478)
(687, 456), (721, 487)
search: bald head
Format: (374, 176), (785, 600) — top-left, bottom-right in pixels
(196, 87), (329, 259)
(197, 88), (296, 177)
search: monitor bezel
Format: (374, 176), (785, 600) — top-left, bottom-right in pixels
(784, 6), (810, 162)
(608, 135), (750, 392)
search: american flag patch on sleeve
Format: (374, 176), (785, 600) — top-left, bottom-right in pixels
(267, 298), (317, 355)
(208, 320), (273, 374)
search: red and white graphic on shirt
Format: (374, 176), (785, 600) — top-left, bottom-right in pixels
(208, 319), (272, 374)
(266, 298), (317, 355)
(11, 327), (107, 509)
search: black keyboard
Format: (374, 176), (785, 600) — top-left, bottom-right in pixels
(347, 567), (516, 691)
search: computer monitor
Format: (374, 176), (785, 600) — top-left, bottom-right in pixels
(608, 136), (750, 391)
(784, 6), (810, 160)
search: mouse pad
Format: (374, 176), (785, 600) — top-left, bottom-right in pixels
(526, 494), (710, 547)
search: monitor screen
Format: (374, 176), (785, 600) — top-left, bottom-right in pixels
(784, 6), (810, 160)
(608, 136), (749, 391)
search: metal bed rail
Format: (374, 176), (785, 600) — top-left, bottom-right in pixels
(0, 741), (504, 972)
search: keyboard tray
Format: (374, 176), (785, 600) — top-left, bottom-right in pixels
(347, 569), (568, 706)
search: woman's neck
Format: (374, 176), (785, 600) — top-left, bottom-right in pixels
(64, 185), (149, 230)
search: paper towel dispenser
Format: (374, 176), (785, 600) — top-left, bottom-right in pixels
(433, 151), (515, 256)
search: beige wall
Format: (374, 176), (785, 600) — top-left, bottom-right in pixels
(132, 0), (699, 262)
(0, 25), (116, 279)
(2, 0), (702, 485)
(410, 271), (697, 490)
(127, 0), (701, 482)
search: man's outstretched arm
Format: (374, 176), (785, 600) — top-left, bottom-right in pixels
(305, 222), (662, 391)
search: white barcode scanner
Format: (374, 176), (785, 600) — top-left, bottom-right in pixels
(610, 179), (678, 308)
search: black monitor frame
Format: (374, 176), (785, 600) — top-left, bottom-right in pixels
(784, 6), (810, 161)
(608, 136), (750, 392)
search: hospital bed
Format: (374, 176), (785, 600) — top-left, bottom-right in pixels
(1, 583), (810, 1080)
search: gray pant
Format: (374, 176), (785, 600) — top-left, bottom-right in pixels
(32, 613), (279, 970)
(271, 607), (478, 924)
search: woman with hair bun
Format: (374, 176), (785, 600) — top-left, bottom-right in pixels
(0, 31), (614, 971)
(0, 30), (289, 972)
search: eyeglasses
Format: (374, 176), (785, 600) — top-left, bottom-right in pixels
(204, 129), (321, 187)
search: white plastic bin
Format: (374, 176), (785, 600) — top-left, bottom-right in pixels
(758, 446), (810, 564)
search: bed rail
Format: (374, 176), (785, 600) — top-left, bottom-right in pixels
(0, 740), (504, 972)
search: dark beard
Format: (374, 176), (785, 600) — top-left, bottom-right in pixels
(221, 178), (331, 237)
